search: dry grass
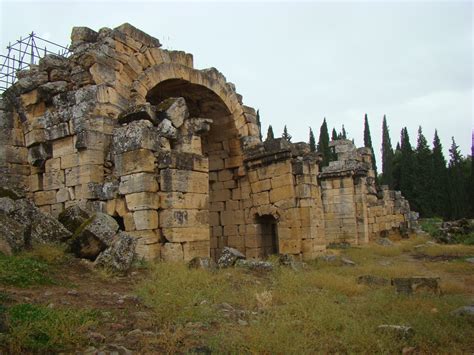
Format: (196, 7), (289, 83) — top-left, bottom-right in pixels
(416, 243), (474, 257)
(137, 239), (474, 353)
(430, 261), (474, 275)
(439, 278), (471, 295)
(255, 290), (273, 311)
(136, 262), (266, 325)
(2, 239), (472, 353)
(205, 274), (473, 354)
(21, 244), (69, 264)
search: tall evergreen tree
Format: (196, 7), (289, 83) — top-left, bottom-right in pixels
(256, 109), (262, 141)
(363, 114), (378, 177)
(318, 118), (331, 166)
(413, 126), (433, 216)
(431, 130), (448, 218)
(399, 127), (415, 205)
(463, 155), (473, 218)
(309, 127), (316, 152)
(447, 138), (468, 219)
(266, 125), (274, 141)
(282, 125), (292, 142)
(392, 142), (402, 191)
(381, 115), (394, 188)
(471, 134), (474, 217)
(363, 114), (372, 147)
(340, 125), (347, 139)
(329, 128), (339, 161)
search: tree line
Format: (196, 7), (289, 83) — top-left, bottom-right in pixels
(257, 110), (473, 220)
(311, 114), (473, 220)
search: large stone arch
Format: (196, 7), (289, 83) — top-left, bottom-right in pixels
(129, 63), (258, 145)
(126, 64), (254, 260)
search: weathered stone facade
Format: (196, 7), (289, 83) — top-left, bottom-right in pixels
(319, 140), (412, 246)
(0, 23), (414, 262)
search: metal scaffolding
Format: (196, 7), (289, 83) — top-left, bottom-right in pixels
(0, 32), (70, 93)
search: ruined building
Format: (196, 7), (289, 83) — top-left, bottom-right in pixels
(0, 24), (414, 262)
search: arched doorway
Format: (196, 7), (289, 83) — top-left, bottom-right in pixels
(146, 78), (245, 260)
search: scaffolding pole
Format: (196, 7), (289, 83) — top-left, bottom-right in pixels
(0, 32), (70, 93)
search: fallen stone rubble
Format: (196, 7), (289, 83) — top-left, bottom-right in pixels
(436, 219), (474, 244)
(0, 187), (135, 271)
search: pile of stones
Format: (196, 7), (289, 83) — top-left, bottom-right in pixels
(0, 187), (135, 271)
(437, 219), (474, 244)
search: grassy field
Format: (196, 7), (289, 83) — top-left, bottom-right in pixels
(0, 235), (473, 353)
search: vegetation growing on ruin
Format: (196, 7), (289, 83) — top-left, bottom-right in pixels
(0, 244), (68, 288)
(1, 304), (98, 353)
(0, 254), (55, 288)
(421, 218), (474, 245)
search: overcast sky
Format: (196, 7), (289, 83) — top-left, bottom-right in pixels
(1, 0), (472, 166)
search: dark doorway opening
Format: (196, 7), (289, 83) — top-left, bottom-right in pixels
(113, 215), (125, 231)
(256, 215), (279, 257)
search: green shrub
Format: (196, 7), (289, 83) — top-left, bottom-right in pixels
(453, 232), (474, 245)
(419, 218), (443, 237)
(0, 292), (12, 304)
(0, 254), (55, 287)
(2, 304), (97, 352)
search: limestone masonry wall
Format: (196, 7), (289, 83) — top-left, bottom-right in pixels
(319, 140), (412, 246)
(0, 23), (415, 262)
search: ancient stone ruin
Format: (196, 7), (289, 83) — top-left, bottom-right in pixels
(0, 23), (416, 263)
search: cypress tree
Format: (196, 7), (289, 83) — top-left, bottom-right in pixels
(413, 126), (433, 216)
(329, 128), (338, 161)
(256, 109), (262, 141)
(471, 134), (474, 217)
(381, 115), (394, 188)
(392, 142), (402, 191)
(342, 125), (347, 139)
(339, 125), (347, 139)
(431, 130), (448, 218)
(282, 125), (292, 142)
(399, 127), (415, 204)
(462, 156), (472, 217)
(363, 114), (378, 177)
(318, 118), (331, 166)
(447, 138), (467, 219)
(266, 125), (274, 141)
(363, 114), (371, 147)
(309, 127), (316, 152)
